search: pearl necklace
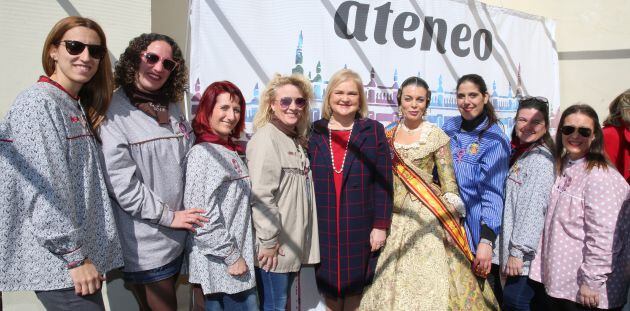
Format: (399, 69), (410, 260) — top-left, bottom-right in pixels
(328, 123), (353, 174)
(400, 121), (422, 134)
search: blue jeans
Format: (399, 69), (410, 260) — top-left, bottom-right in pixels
(503, 276), (545, 311)
(205, 287), (259, 311)
(255, 268), (296, 311)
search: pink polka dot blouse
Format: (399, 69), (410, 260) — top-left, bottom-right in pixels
(529, 157), (630, 309)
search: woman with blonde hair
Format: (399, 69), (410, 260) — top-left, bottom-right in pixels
(247, 74), (320, 310)
(0, 16), (122, 310)
(309, 68), (393, 310)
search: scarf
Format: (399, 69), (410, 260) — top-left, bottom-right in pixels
(460, 109), (487, 132)
(126, 87), (170, 124)
(270, 116), (308, 147)
(510, 137), (534, 167)
(194, 131), (244, 154)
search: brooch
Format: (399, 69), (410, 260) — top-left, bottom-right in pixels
(467, 142), (479, 155)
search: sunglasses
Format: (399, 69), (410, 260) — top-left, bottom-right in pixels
(57, 40), (107, 59)
(519, 96), (549, 107)
(560, 125), (592, 138)
(142, 52), (178, 71)
(278, 97), (307, 109)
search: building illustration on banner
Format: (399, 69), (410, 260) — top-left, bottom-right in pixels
(191, 31), (522, 134)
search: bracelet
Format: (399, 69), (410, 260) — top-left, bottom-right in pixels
(67, 258), (87, 269)
(479, 238), (493, 248)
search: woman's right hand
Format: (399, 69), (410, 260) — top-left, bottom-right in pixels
(227, 257), (249, 276)
(170, 208), (208, 232)
(504, 256), (523, 277)
(69, 259), (105, 296)
(257, 244), (284, 272)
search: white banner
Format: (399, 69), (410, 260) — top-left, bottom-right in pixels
(189, 0), (559, 135)
(189, 0), (559, 309)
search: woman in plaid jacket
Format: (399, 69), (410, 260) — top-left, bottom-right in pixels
(309, 69), (393, 310)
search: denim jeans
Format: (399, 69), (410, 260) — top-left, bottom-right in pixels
(255, 268), (296, 311)
(502, 276), (545, 311)
(205, 287), (259, 311)
(122, 254), (183, 284)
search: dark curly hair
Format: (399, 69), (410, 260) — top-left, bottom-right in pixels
(114, 33), (188, 102)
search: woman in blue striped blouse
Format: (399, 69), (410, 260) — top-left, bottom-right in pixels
(442, 74), (510, 300)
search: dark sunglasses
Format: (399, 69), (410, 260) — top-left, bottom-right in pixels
(142, 52), (178, 71)
(57, 40), (107, 59)
(560, 125), (592, 138)
(278, 97), (307, 109)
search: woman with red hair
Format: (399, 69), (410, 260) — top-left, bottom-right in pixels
(185, 81), (258, 310)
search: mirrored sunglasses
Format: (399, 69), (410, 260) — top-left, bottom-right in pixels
(58, 40), (107, 60)
(560, 125), (592, 138)
(142, 52), (178, 71)
(278, 97), (307, 109)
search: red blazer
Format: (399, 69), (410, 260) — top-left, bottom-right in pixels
(308, 118), (393, 297)
(603, 124), (630, 182)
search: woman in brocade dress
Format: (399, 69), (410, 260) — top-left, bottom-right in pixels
(360, 77), (499, 311)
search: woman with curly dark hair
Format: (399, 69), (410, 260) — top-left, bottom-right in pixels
(99, 33), (206, 310)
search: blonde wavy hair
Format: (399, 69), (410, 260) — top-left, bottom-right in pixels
(253, 74), (314, 137)
(321, 69), (369, 120)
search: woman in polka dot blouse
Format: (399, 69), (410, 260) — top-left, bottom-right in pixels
(529, 104), (629, 310)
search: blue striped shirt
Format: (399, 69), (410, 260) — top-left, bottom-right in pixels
(442, 117), (510, 253)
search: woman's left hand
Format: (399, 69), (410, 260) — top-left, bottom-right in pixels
(472, 243), (493, 277)
(577, 284), (599, 309)
(370, 228), (387, 252)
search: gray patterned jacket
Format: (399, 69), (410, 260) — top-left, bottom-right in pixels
(184, 143), (256, 295)
(0, 82), (123, 291)
(493, 144), (555, 275)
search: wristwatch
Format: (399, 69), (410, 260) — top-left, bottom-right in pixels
(479, 238), (493, 248)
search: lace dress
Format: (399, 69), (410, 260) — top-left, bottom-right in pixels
(360, 122), (499, 310)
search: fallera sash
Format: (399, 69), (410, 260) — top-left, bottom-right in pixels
(385, 122), (474, 262)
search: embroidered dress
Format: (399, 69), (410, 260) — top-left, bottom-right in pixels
(184, 143), (256, 295)
(360, 122), (498, 310)
(0, 82), (123, 291)
(529, 158), (630, 309)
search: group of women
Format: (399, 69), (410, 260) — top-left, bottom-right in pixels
(0, 16), (628, 311)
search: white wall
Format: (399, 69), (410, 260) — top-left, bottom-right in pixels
(0, 0), (152, 117)
(481, 0), (630, 121)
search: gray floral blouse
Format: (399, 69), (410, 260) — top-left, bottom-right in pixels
(184, 142), (256, 295)
(0, 82), (123, 291)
